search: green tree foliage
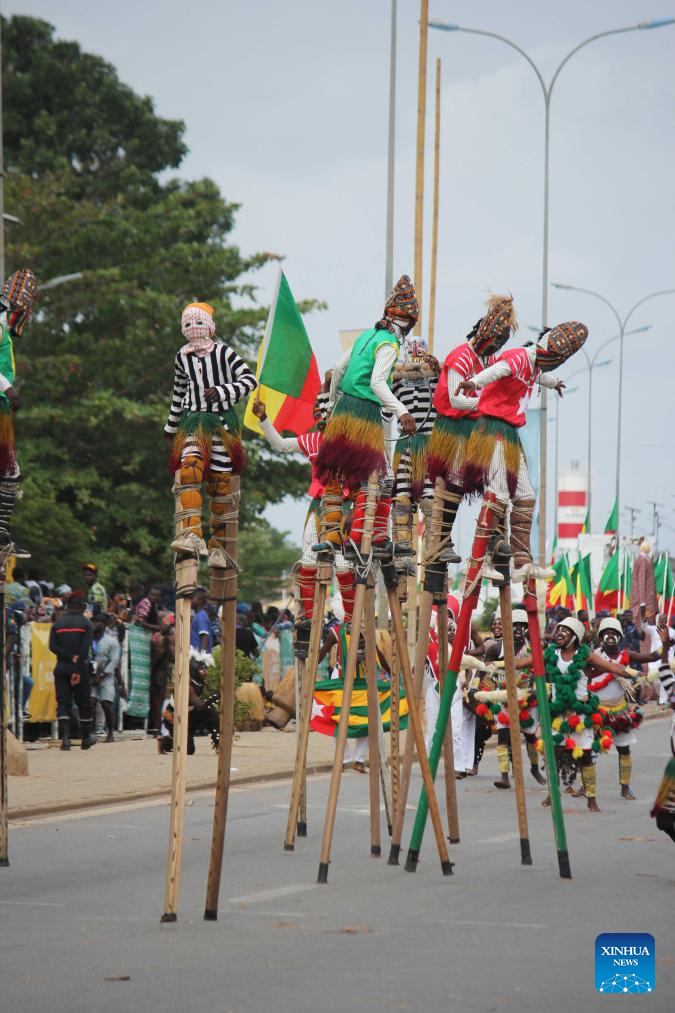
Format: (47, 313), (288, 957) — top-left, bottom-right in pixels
(2, 16), (308, 592)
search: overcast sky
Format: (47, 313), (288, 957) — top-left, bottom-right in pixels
(9, 0), (675, 557)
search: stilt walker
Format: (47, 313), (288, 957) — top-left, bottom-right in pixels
(407, 321), (590, 873)
(313, 276), (450, 879)
(0, 268), (38, 868)
(160, 302), (255, 922)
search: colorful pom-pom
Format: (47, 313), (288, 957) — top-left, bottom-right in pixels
(564, 737), (576, 750)
(572, 746), (584, 760)
(536, 738), (545, 753)
(552, 717), (562, 732)
(568, 714), (580, 730)
(497, 711), (509, 726)
(591, 713), (603, 726)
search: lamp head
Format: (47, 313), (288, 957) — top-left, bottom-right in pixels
(638, 17), (675, 29)
(428, 20), (461, 32)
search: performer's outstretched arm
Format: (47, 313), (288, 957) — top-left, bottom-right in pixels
(259, 416), (301, 453)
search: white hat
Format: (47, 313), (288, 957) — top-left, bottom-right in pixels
(598, 617), (622, 636)
(512, 609), (528, 626)
(558, 616), (586, 643)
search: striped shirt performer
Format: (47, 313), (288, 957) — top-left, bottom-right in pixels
(165, 302), (256, 567)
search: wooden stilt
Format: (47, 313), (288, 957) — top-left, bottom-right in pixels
(161, 552), (197, 922)
(204, 475), (241, 920)
(405, 493), (504, 868)
(494, 543), (532, 866)
(524, 578), (571, 879)
(388, 478), (445, 863)
(437, 601), (460, 844)
(317, 474), (379, 882)
(284, 555), (331, 851)
(427, 57), (441, 355)
(388, 587), (433, 864)
(389, 634), (401, 830)
(364, 578), (381, 857)
(381, 560), (452, 875)
(0, 553), (9, 867)
(377, 712), (393, 837)
(295, 658), (308, 837)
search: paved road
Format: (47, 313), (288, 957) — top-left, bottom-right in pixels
(2, 718), (673, 1012)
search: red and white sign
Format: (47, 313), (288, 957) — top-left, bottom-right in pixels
(557, 472), (587, 550)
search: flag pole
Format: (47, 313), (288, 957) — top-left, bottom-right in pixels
(427, 57), (441, 355)
(412, 0), (428, 338)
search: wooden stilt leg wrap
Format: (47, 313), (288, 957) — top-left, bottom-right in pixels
(207, 477), (240, 601)
(422, 479), (449, 597)
(173, 457), (204, 539)
(510, 497), (535, 568)
(318, 481), (344, 549)
(392, 497), (414, 599)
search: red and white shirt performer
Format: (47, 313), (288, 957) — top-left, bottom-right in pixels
(456, 322), (588, 581)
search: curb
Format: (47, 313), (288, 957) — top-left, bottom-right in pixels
(9, 762), (335, 822)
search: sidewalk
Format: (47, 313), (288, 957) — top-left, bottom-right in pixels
(8, 704), (666, 821)
(8, 726), (337, 820)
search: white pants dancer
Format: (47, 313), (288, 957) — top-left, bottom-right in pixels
(344, 737), (368, 765)
(451, 685), (476, 773)
(484, 441), (534, 504)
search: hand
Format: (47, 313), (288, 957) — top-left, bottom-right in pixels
(399, 412), (416, 436)
(553, 380), (566, 398)
(5, 386), (20, 411)
(204, 386), (221, 406)
(423, 353), (441, 374)
(658, 623), (671, 645)
(70, 672), (81, 687)
(323, 370), (333, 391)
(251, 398), (266, 421)
(454, 379), (477, 398)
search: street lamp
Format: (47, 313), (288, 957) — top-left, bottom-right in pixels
(429, 15), (675, 561)
(40, 272), (84, 292)
(552, 282), (675, 544)
(561, 357), (612, 529)
(548, 385), (579, 540)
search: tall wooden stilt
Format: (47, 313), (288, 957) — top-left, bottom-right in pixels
(523, 578), (571, 879)
(161, 552), (197, 922)
(494, 543), (532, 866)
(0, 552), (9, 867)
(405, 493), (504, 870)
(389, 634), (401, 829)
(295, 658), (308, 837)
(381, 557), (452, 875)
(285, 555), (331, 851)
(317, 474), (379, 882)
(204, 476), (241, 920)
(364, 579), (381, 857)
(437, 601), (460, 844)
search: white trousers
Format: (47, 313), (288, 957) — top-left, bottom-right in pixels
(484, 441), (534, 504)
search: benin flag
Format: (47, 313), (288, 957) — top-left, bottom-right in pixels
(595, 552), (620, 612)
(580, 509), (590, 535)
(604, 499), (618, 535)
(244, 270), (321, 436)
(620, 555), (632, 610)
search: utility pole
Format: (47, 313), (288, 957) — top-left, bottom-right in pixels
(624, 505), (641, 538)
(647, 500), (664, 547)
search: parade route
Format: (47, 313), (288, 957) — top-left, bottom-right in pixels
(2, 717), (673, 1013)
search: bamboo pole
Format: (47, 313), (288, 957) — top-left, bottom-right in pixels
(204, 476), (240, 919)
(377, 707), (393, 836)
(295, 658), (307, 837)
(389, 633), (401, 828)
(413, 0), (429, 338)
(388, 586), (434, 864)
(388, 478), (444, 862)
(495, 544), (532, 866)
(0, 553), (8, 867)
(317, 474), (379, 882)
(285, 557), (331, 850)
(437, 601), (460, 843)
(161, 554), (197, 922)
(523, 577), (571, 878)
(427, 57), (441, 354)
(364, 579), (381, 857)
(381, 558), (452, 875)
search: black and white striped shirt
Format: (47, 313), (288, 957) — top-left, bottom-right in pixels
(164, 342), (257, 434)
(391, 372), (438, 434)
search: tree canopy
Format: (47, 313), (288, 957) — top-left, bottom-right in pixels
(3, 15), (311, 595)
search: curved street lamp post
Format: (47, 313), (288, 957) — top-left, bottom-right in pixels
(429, 16), (674, 558)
